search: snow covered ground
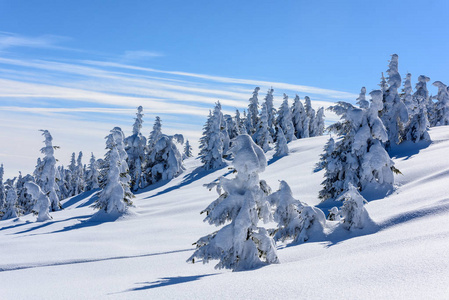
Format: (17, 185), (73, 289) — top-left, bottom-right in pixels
(1, 127), (449, 299)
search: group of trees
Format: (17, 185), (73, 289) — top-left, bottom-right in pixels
(0, 108), (185, 220)
(199, 88), (325, 170)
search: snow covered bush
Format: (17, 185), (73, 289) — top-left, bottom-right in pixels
(25, 181), (52, 222)
(268, 181), (325, 244)
(125, 106), (147, 191)
(337, 183), (369, 230)
(16, 173), (36, 214)
(188, 134), (279, 271)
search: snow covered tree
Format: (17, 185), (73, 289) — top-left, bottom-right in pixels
(73, 151), (85, 195)
(234, 109), (246, 135)
(319, 90), (396, 201)
(380, 54), (408, 147)
(401, 73), (414, 114)
(356, 87), (369, 109)
(274, 126), (289, 157)
(94, 128), (133, 214)
(25, 181), (52, 222)
(245, 87), (260, 135)
(125, 106), (147, 191)
(253, 102), (272, 152)
(0, 164), (5, 209)
(337, 183), (369, 230)
(199, 103), (227, 170)
(268, 180), (326, 244)
(313, 107), (325, 137)
(276, 94), (295, 142)
(379, 72), (388, 96)
(85, 153), (100, 191)
(188, 134), (279, 271)
(183, 139), (193, 159)
(1, 185), (19, 219)
(432, 81), (449, 126)
(262, 88), (276, 137)
(35, 130), (60, 211)
(291, 95), (308, 139)
(68, 152), (77, 196)
(304, 96), (316, 137)
(315, 137), (335, 172)
(224, 114), (238, 140)
(327, 207), (340, 221)
(16, 173), (36, 214)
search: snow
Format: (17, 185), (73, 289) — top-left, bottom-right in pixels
(1, 127), (449, 298)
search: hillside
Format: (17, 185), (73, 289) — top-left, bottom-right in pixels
(1, 127), (448, 299)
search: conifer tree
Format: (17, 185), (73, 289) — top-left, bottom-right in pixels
(68, 152), (77, 196)
(313, 107), (325, 137)
(356, 87), (369, 109)
(304, 96), (316, 137)
(253, 102), (272, 152)
(234, 109), (246, 135)
(432, 81), (449, 126)
(291, 95), (308, 139)
(125, 106), (147, 191)
(337, 183), (370, 230)
(1, 185), (19, 219)
(94, 128), (133, 213)
(35, 130), (61, 211)
(183, 140), (193, 159)
(74, 151), (85, 195)
(276, 94), (295, 142)
(0, 164), (5, 209)
(16, 173), (36, 214)
(380, 54), (408, 147)
(401, 73), (414, 114)
(25, 181), (52, 222)
(262, 88), (276, 137)
(188, 134), (278, 271)
(274, 126), (289, 157)
(245, 87), (260, 135)
(85, 153), (100, 191)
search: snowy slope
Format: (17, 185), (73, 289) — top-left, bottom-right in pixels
(1, 128), (449, 299)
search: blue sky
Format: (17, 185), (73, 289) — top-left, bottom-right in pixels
(0, 0), (448, 178)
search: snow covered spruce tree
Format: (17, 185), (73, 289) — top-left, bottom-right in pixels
(73, 151), (85, 195)
(85, 153), (100, 191)
(94, 128), (133, 214)
(319, 90), (396, 201)
(35, 130), (61, 211)
(313, 107), (325, 136)
(262, 88), (276, 137)
(403, 75), (431, 142)
(145, 117), (184, 184)
(245, 87), (260, 135)
(188, 134), (279, 271)
(25, 181), (52, 221)
(1, 185), (19, 219)
(16, 173), (36, 214)
(125, 106), (147, 191)
(234, 109), (246, 135)
(291, 95), (308, 139)
(432, 81), (449, 126)
(380, 54), (408, 147)
(401, 73), (414, 114)
(274, 126), (289, 157)
(199, 103), (228, 170)
(276, 94), (295, 142)
(337, 183), (370, 230)
(0, 164), (5, 209)
(315, 137), (335, 172)
(304, 96), (316, 137)
(183, 139), (193, 160)
(268, 181), (326, 244)
(253, 102), (273, 152)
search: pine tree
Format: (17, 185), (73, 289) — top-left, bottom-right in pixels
(380, 54), (408, 147)
(274, 126), (289, 157)
(85, 153), (100, 190)
(432, 81), (449, 126)
(199, 103), (227, 170)
(234, 109), (246, 135)
(35, 130), (61, 211)
(1, 185), (19, 219)
(313, 107), (325, 137)
(319, 90), (395, 201)
(74, 151), (85, 195)
(304, 96), (316, 137)
(262, 88), (276, 137)
(16, 172), (36, 214)
(276, 94), (295, 142)
(68, 152), (77, 196)
(125, 106), (147, 191)
(291, 95), (308, 139)
(188, 134), (278, 271)
(245, 87), (260, 135)
(183, 140), (193, 159)
(25, 181), (52, 222)
(253, 102), (272, 152)
(315, 137), (335, 172)
(0, 164), (5, 209)
(268, 181), (326, 244)
(356, 87), (369, 109)
(401, 73), (414, 114)
(94, 128), (133, 213)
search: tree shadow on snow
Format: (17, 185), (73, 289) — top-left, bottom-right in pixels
(144, 165), (232, 200)
(116, 273), (218, 294)
(10, 215), (92, 235)
(61, 189), (98, 209)
(389, 140), (431, 160)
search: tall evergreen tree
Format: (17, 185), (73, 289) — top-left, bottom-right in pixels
(245, 87), (260, 135)
(253, 102), (272, 152)
(188, 134), (279, 271)
(262, 88), (276, 137)
(432, 81), (449, 126)
(313, 107), (325, 137)
(1, 184), (19, 219)
(0, 164), (5, 209)
(125, 106), (147, 191)
(25, 182), (52, 221)
(304, 96), (316, 137)
(35, 130), (61, 211)
(16, 172), (36, 215)
(85, 153), (100, 191)
(291, 95), (308, 139)
(276, 94), (295, 142)
(183, 140), (193, 159)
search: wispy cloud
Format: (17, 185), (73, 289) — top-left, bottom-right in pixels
(121, 50), (164, 62)
(0, 32), (72, 51)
